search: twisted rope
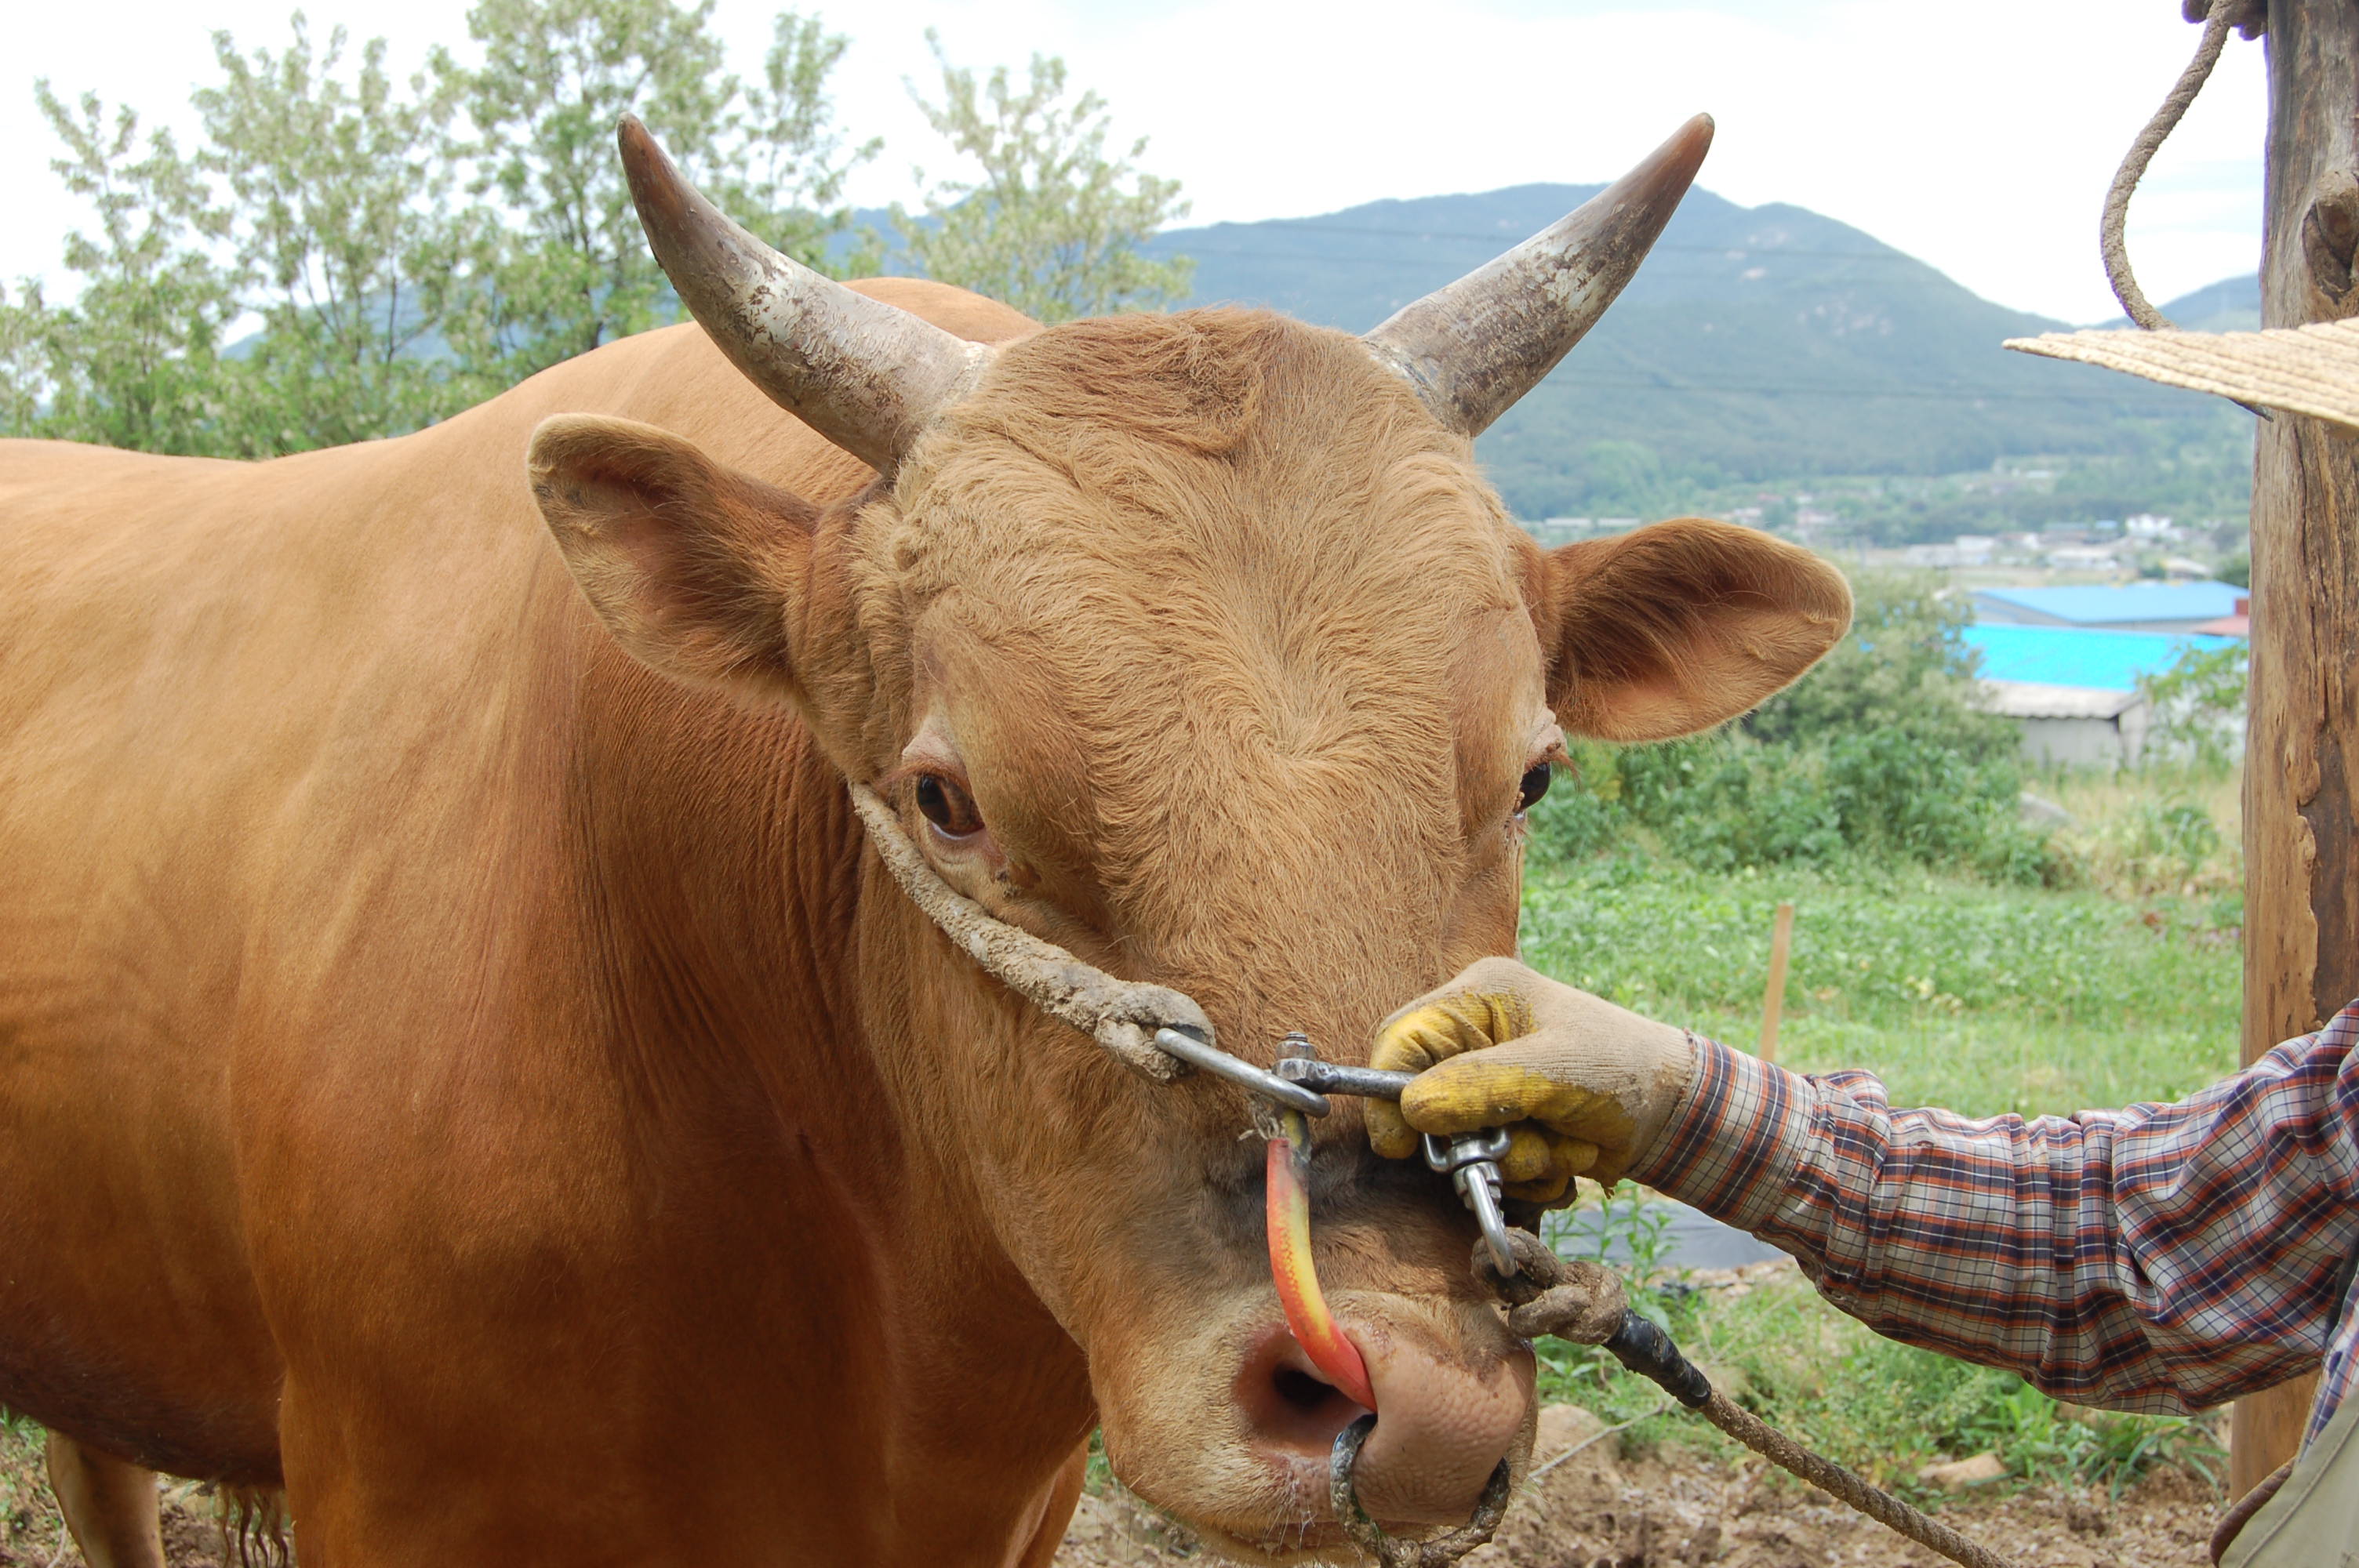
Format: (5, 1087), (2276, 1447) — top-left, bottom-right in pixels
(2101, 0), (2265, 330)
(845, 782), (1205, 1081)
(1695, 1392), (2015, 1568)
(1488, 1231), (2023, 1568)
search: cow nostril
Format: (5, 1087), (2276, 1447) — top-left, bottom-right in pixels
(1270, 1365), (1339, 1414)
(1236, 1327), (1369, 1457)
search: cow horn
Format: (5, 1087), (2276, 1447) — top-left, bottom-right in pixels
(616, 115), (992, 473)
(1362, 114), (1714, 437)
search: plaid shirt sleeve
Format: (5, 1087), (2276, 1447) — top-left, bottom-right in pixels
(1635, 1003), (2359, 1427)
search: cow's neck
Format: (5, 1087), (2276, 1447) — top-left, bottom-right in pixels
(571, 654), (1092, 1548)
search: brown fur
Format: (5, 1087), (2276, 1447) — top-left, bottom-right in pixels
(0, 278), (1848, 1564)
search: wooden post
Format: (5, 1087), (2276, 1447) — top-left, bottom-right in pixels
(2234, 0), (2359, 1499)
(1758, 901), (1794, 1063)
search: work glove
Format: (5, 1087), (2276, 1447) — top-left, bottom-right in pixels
(1364, 956), (1697, 1203)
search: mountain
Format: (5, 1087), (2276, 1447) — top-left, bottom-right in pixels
(259, 189), (2252, 524)
(2092, 273), (2260, 333)
(1133, 190), (2252, 519)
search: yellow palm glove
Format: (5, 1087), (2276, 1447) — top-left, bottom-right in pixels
(1365, 956), (1697, 1202)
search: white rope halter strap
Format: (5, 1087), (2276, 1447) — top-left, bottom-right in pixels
(845, 782), (1327, 1116)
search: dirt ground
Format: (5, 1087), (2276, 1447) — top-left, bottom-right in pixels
(3, 1414), (2221, 1567)
(0, 1471), (234, 1568)
(1052, 1409), (2225, 1568)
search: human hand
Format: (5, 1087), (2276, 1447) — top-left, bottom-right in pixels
(1365, 957), (1696, 1201)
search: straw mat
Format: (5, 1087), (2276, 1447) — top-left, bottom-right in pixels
(2006, 318), (2359, 431)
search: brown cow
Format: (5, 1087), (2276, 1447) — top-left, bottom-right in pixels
(0, 114), (1846, 1566)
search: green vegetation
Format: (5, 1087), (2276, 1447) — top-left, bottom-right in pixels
(2, 1409), (60, 1562)
(442, 0), (881, 380)
(1533, 1212), (2225, 1501)
(1514, 564), (2247, 1497)
(0, 2), (1186, 457)
(1634, 434), (2257, 551)
(2140, 641), (2251, 773)
(1522, 826), (2241, 1497)
(1521, 858), (2238, 1119)
(892, 32), (1192, 324)
(0, 85), (241, 455)
(1519, 568), (2242, 1114)
(194, 19), (481, 451)
(1533, 572), (2051, 893)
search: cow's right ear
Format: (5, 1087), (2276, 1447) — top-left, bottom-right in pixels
(529, 415), (820, 702)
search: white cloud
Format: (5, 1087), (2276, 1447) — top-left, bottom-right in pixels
(2, 0), (2266, 323)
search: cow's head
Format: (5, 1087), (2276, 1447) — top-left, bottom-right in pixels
(529, 117), (1848, 1560)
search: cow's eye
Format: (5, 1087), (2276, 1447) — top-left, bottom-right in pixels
(1515, 763), (1552, 815)
(915, 774), (984, 838)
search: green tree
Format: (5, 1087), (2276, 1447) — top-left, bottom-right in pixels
(725, 13), (881, 271)
(195, 15), (485, 452)
(4, 85), (239, 453)
(2138, 642), (2248, 774)
(441, 0), (874, 379)
(895, 33), (1191, 322)
(0, 282), (49, 436)
(1534, 570), (2043, 881)
(442, 0), (740, 376)
(1745, 570), (2016, 761)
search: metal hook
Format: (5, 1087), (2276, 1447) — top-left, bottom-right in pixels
(1422, 1129), (1516, 1276)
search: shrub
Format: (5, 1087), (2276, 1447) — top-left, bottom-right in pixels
(2138, 642), (2248, 774)
(1531, 571), (2043, 882)
(1744, 571), (2016, 764)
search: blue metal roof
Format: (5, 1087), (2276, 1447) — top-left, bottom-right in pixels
(1972, 581), (2243, 624)
(1964, 623), (2241, 692)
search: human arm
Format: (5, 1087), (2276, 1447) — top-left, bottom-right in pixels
(1372, 960), (2359, 1419)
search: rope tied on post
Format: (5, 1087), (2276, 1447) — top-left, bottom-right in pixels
(2102, 0), (2267, 332)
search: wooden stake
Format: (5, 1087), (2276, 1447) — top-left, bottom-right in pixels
(2234, 0), (2359, 1500)
(1759, 901), (1794, 1063)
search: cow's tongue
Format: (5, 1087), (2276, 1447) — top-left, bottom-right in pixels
(1264, 1114), (1377, 1410)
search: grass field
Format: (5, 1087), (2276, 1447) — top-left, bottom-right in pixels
(1520, 859), (2241, 1120)
(1521, 764), (2248, 1497)
(1521, 760), (2245, 1118)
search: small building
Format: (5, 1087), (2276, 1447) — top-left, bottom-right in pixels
(1965, 622), (2243, 768)
(2192, 595), (2252, 637)
(1905, 535), (1997, 568)
(2042, 544), (2121, 572)
(1971, 580), (2245, 635)
(1977, 681), (2151, 770)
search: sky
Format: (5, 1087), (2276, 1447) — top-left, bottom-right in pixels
(1, 0), (2268, 326)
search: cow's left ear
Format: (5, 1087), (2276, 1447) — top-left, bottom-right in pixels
(1532, 518), (1852, 741)
(529, 414), (822, 702)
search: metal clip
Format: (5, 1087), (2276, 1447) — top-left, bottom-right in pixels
(1421, 1129), (1516, 1276)
(1154, 1025), (1330, 1117)
(1274, 1047), (1522, 1278)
